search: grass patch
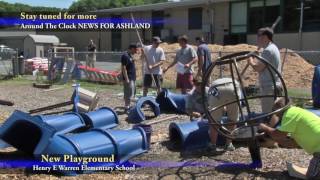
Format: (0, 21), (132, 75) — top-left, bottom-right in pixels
(2, 76), (311, 100)
(287, 88), (313, 108)
(0, 76), (123, 92)
(0, 75), (33, 85)
(73, 80), (123, 92)
(287, 88), (312, 98)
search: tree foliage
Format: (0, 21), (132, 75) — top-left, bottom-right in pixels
(0, 1), (63, 14)
(0, 0), (168, 14)
(68, 0), (168, 12)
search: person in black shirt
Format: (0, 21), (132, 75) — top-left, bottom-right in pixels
(121, 43), (138, 111)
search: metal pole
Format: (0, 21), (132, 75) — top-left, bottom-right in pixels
(218, 51), (222, 78)
(98, 30), (101, 51)
(299, 0), (304, 50)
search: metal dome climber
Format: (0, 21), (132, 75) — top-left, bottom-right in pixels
(201, 51), (290, 169)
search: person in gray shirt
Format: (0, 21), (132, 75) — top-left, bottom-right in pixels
(164, 35), (198, 94)
(195, 37), (212, 78)
(248, 27), (282, 113)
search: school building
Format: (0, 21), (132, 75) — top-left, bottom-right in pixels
(35, 0), (320, 51)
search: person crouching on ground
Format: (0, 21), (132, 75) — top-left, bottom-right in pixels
(185, 77), (208, 120)
(259, 97), (320, 179)
(121, 43), (139, 112)
(207, 77), (242, 152)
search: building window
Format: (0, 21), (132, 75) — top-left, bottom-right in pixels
(248, 0), (280, 33)
(264, 0), (281, 27)
(248, 1), (264, 33)
(304, 1), (320, 31)
(231, 2), (247, 34)
(188, 7), (202, 30)
(283, 0), (320, 32)
(283, 0), (300, 32)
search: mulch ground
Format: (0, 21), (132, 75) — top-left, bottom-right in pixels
(0, 83), (312, 180)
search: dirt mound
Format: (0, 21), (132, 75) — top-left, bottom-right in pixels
(134, 43), (314, 89)
(281, 49), (314, 89)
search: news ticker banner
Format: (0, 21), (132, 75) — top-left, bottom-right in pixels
(0, 160), (222, 174)
(0, 154), (222, 174)
(0, 12), (161, 30)
(0, 153), (258, 175)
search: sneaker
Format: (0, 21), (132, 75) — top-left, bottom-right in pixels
(287, 162), (307, 179)
(206, 143), (217, 153)
(224, 143), (236, 151)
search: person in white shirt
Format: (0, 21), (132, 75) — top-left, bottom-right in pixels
(142, 36), (166, 96)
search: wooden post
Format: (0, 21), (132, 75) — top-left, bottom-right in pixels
(281, 48), (288, 73)
(29, 101), (73, 114)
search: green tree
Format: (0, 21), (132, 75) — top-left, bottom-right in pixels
(0, 1), (64, 14)
(0, 1), (64, 29)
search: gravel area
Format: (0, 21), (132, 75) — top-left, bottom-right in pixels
(0, 83), (312, 179)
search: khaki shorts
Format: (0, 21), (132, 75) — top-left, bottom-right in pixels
(260, 85), (283, 113)
(124, 80), (135, 101)
(87, 54), (96, 62)
(208, 83), (240, 123)
(87, 54), (96, 67)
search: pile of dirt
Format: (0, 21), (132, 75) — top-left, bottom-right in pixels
(134, 43), (314, 89)
(281, 49), (314, 89)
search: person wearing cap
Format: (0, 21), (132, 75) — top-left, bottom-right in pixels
(141, 36), (166, 96)
(248, 27), (282, 113)
(258, 97), (320, 179)
(121, 43), (138, 112)
(164, 35), (198, 94)
(195, 37), (212, 78)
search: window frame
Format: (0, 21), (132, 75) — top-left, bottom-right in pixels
(230, 0), (285, 35)
(188, 7), (203, 30)
(230, 1), (248, 34)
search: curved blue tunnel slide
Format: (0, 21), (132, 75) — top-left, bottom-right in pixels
(169, 120), (226, 150)
(128, 96), (160, 124)
(0, 107), (148, 175)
